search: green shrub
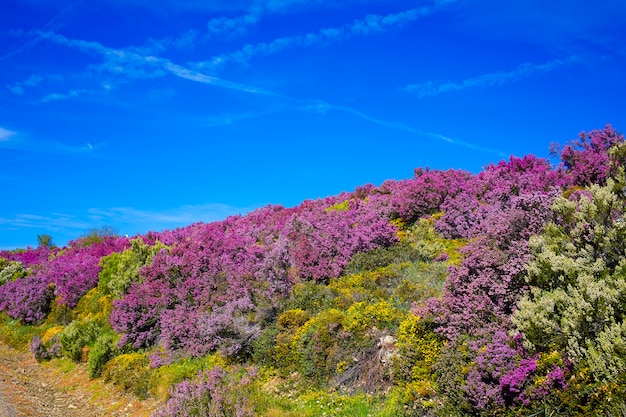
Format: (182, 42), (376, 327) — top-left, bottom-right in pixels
(0, 313), (43, 349)
(43, 300), (73, 326)
(88, 331), (120, 378)
(72, 287), (112, 325)
(329, 264), (407, 310)
(345, 242), (420, 274)
(102, 352), (152, 399)
(98, 238), (167, 297)
(392, 314), (443, 415)
(0, 260), (27, 285)
(343, 300), (404, 335)
(251, 324), (280, 367)
(284, 281), (333, 314)
(58, 320), (100, 362)
(74, 226), (119, 247)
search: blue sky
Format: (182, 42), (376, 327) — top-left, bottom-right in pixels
(1, 0), (625, 249)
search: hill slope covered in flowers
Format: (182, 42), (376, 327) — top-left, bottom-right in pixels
(1, 125), (625, 416)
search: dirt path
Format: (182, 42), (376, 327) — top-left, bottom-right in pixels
(0, 343), (162, 417)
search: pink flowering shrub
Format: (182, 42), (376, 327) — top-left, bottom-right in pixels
(0, 273), (54, 324)
(112, 198), (397, 360)
(0, 246), (54, 269)
(44, 236), (130, 308)
(436, 155), (570, 239)
(286, 197), (398, 281)
(557, 124), (624, 186)
(375, 168), (470, 223)
(152, 366), (256, 417)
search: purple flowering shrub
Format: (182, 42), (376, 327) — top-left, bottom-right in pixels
(112, 197), (397, 362)
(4, 126), (626, 415)
(0, 245), (54, 269)
(423, 190), (559, 342)
(420, 131), (626, 414)
(0, 273), (55, 324)
(152, 366), (256, 417)
(436, 155), (570, 239)
(375, 168), (471, 223)
(30, 334), (62, 361)
(557, 124), (624, 186)
(286, 196), (398, 281)
(45, 236), (130, 308)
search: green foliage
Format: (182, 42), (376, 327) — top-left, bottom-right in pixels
(325, 199), (351, 213)
(284, 281), (334, 314)
(345, 242), (421, 274)
(58, 319), (100, 362)
(43, 300), (73, 326)
(346, 218), (452, 275)
(431, 339), (472, 416)
(75, 226), (119, 247)
(394, 315), (444, 383)
(330, 261), (447, 312)
(88, 330), (120, 378)
(296, 390), (378, 417)
(98, 237), (167, 297)
(102, 352), (152, 399)
(0, 260), (27, 285)
(278, 308), (346, 382)
(513, 179), (626, 382)
(37, 234), (54, 248)
(0, 313), (44, 349)
(251, 324), (280, 367)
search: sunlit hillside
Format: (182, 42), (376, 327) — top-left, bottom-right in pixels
(1, 125), (625, 416)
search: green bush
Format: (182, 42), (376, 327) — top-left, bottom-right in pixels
(345, 242), (420, 274)
(284, 281), (333, 314)
(277, 309), (310, 330)
(0, 313), (44, 349)
(98, 238), (167, 297)
(88, 331), (120, 378)
(251, 324), (280, 367)
(58, 320), (100, 362)
(102, 352), (152, 399)
(0, 260), (27, 285)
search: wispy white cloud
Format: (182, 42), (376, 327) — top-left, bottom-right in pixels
(162, 61), (294, 99)
(27, 30), (285, 100)
(0, 127), (16, 142)
(146, 29), (200, 53)
(196, 5), (437, 71)
(7, 74), (49, 96)
(0, 212), (91, 233)
(88, 203), (253, 231)
(403, 56), (581, 98)
(206, 9), (263, 39)
(302, 101), (508, 158)
(40, 88), (92, 102)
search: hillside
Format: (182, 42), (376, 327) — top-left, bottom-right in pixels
(1, 125), (625, 416)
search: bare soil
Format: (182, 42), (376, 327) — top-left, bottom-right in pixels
(0, 343), (162, 417)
